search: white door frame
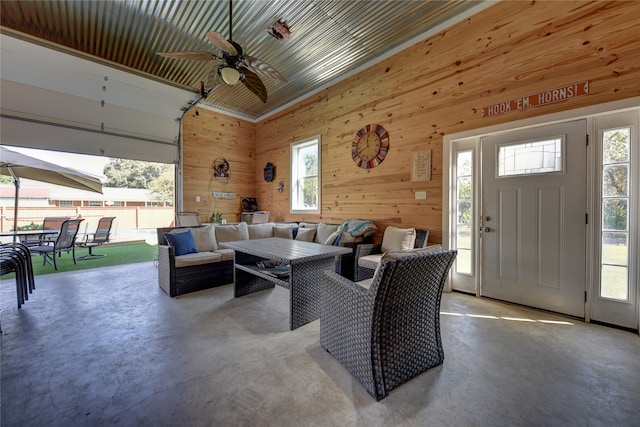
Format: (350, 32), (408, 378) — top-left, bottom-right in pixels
(443, 96), (640, 334)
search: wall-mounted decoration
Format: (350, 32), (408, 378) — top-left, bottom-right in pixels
(277, 180), (285, 192)
(352, 124), (389, 169)
(213, 158), (230, 179)
(264, 162), (275, 182)
(482, 81), (589, 118)
(412, 150), (432, 182)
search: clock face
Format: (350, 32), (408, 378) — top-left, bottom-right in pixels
(352, 124), (389, 169)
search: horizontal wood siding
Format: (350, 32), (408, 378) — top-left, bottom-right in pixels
(181, 109), (256, 224)
(184, 1), (640, 243)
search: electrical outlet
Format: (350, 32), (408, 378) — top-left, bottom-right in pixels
(195, 196), (200, 202)
(415, 191), (427, 200)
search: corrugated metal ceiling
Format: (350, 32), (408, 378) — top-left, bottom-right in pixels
(1, 0), (484, 120)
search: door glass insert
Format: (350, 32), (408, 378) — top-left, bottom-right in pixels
(455, 151), (473, 275)
(498, 137), (563, 177)
(600, 127), (630, 301)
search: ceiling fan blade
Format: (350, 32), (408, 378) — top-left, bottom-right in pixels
(240, 68), (268, 103)
(156, 51), (216, 61)
(242, 55), (287, 82)
(206, 65), (225, 88)
(206, 31), (238, 56)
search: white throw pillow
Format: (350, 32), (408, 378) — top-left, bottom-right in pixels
(215, 222), (249, 242)
(381, 226), (416, 253)
(315, 223), (340, 244)
(189, 225), (218, 251)
(324, 230), (341, 245)
(295, 227), (316, 242)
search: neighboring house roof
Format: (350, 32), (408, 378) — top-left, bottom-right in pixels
(0, 182), (157, 202)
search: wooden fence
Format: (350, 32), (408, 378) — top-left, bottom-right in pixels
(0, 206), (175, 234)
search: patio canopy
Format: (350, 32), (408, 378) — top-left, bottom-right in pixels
(0, 146), (103, 241)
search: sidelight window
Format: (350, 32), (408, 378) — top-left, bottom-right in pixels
(600, 127), (630, 301)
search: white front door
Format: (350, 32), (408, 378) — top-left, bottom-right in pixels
(480, 120), (587, 317)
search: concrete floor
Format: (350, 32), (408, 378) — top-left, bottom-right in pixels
(1, 261), (639, 427)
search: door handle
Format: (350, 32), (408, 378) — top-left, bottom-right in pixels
(483, 227), (492, 232)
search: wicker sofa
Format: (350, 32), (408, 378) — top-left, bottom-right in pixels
(156, 220), (374, 297)
(320, 246), (457, 400)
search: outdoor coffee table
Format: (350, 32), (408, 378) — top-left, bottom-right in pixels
(220, 237), (351, 330)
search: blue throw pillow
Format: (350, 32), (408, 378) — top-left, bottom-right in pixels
(164, 229), (198, 256)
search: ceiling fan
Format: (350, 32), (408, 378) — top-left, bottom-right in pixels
(156, 0), (286, 103)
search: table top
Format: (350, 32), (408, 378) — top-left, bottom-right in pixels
(0, 229), (59, 237)
(220, 237), (351, 264)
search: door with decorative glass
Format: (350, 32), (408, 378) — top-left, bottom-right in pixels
(480, 120), (587, 317)
(591, 111), (638, 330)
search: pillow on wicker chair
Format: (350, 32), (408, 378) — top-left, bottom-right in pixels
(164, 229), (198, 256)
(189, 225), (218, 251)
(381, 226), (416, 253)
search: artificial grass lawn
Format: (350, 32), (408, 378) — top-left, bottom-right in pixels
(6, 242), (158, 277)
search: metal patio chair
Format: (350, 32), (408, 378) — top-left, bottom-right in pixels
(75, 217), (116, 260)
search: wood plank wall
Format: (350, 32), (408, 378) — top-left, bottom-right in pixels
(183, 1), (640, 242)
(181, 111), (256, 224)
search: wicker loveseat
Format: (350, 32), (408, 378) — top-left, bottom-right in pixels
(156, 220), (375, 297)
(320, 246), (457, 401)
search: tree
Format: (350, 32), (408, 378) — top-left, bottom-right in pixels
(602, 129), (629, 232)
(103, 159), (166, 189)
(302, 152), (318, 207)
(148, 167), (174, 206)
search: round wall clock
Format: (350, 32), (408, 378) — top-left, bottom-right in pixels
(352, 124), (389, 169)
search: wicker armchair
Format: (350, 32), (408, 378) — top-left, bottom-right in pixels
(354, 227), (429, 282)
(320, 248), (456, 401)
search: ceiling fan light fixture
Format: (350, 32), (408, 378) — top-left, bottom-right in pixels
(219, 66), (241, 85)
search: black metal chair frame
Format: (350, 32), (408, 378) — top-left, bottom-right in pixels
(1, 243), (35, 309)
(75, 217), (116, 260)
(29, 219), (83, 271)
(176, 212), (200, 227)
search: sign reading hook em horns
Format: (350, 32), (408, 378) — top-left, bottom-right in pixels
(482, 81), (589, 118)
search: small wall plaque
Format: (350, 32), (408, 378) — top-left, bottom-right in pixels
(412, 150), (432, 182)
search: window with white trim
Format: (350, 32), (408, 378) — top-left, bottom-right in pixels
(600, 127), (630, 301)
(290, 136), (320, 214)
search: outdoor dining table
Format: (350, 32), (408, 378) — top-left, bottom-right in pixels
(219, 237), (352, 330)
(0, 229), (59, 244)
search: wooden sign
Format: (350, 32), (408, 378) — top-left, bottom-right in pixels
(411, 150), (431, 182)
(482, 81), (589, 118)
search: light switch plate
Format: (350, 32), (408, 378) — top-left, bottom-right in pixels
(415, 191), (427, 200)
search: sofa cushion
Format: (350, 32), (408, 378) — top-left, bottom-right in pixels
(190, 224), (218, 251)
(248, 222), (275, 239)
(295, 227), (316, 242)
(215, 222), (249, 242)
(215, 248), (235, 261)
(164, 229), (198, 256)
(359, 253), (383, 269)
(315, 223), (341, 244)
(381, 244), (444, 260)
(174, 251), (222, 268)
(381, 226), (416, 253)
(274, 224), (295, 239)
